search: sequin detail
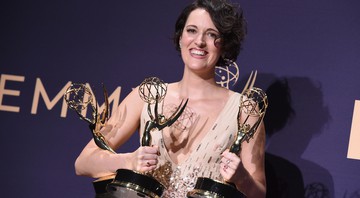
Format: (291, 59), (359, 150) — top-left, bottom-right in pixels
(162, 166), (201, 198)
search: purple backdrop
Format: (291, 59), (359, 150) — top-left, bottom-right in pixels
(1, 0), (359, 197)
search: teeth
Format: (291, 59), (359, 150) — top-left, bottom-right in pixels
(191, 49), (205, 56)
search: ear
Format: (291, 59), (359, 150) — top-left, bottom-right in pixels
(179, 36), (182, 48)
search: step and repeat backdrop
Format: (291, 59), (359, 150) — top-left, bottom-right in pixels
(1, 0), (359, 197)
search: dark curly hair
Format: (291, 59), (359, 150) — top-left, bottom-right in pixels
(173, 0), (247, 65)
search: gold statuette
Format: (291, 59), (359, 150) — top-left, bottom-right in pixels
(64, 83), (116, 196)
(188, 71), (268, 198)
(107, 77), (188, 198)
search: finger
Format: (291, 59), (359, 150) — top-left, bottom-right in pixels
(140, 158), (158, 167)
(144, 159), (158, 166)
(220, 164), (236, 179)
(140, 160), (157, 172)
(145, 145), (159, 154)
(224, 158), (242, 170)
(221, 159), (233, 170)
(220, 164), (233, 181)
(221, 150), (239, 160)
(138, 148), (160, 160)
(221, 149), (230, 155)
(221, 156), (241, 175)
(221, 152), (241, 164)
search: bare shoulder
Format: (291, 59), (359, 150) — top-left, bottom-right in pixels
(120, 86), (143, 105)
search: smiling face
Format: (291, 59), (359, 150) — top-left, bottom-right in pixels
(179, 8), (222, 74)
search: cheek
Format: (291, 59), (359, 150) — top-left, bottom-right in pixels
(210, 48), (222, 60)
(180, 34), (194, 46)
(180, 39), (191, 47)
(180, 46), (189, 62)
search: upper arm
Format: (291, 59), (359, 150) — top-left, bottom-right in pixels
(101, 86), (145, 150)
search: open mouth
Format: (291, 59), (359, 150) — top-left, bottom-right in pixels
(190, 49), (207, 56)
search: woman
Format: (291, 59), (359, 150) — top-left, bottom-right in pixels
(75, 0), (266, 197)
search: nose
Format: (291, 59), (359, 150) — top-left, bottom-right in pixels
(194, 34), (206, 47)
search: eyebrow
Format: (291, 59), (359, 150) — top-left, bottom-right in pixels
(185, 25), (220, 33)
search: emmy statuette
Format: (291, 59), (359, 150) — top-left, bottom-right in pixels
(107, 77), (188, 198)
(64, 83), (116, 197)
(187, 71), (268, 198)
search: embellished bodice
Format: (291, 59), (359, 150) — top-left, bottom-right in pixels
(139, 93), (241, 198)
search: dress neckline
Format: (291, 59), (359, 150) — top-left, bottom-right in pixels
(161, 92), (239, 166)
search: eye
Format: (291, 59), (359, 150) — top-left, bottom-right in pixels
(186, 28), (197, 34)
(206, 32), (220, 40)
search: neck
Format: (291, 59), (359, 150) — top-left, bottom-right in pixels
(176, 67), (219, 100)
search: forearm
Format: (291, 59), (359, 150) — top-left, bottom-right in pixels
(237, 122), (266, 197)
(74, 86), (144, 178)
(75, 144), (131, 178)
(235, 170), (266, 198)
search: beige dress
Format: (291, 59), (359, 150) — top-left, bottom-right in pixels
(139, 92), (241, 198)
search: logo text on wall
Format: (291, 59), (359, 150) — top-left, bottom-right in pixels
(0, 74), (121, 117)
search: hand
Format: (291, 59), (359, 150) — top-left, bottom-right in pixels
(131, 145), (159, 172)
(219, 149), (245, 183)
